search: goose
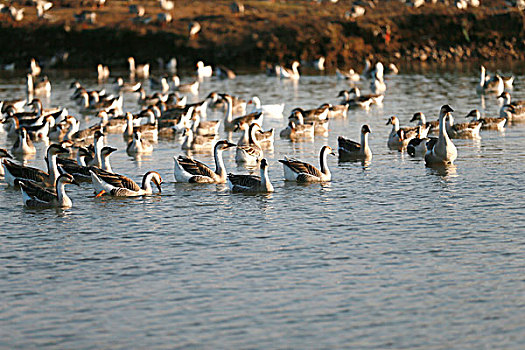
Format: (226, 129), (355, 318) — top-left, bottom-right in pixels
(29, 58), (41, 76)
(114, 77), (141, 93)
(247, 96), (284, 117)
(410, 112), (439, 133)
(2, 144), (69, 187)
(312, 56), (325, 71)
(69, 123), (103, 144)
(425, 105), (457, 166)
(191, 114), (220, 136)
(11, 128), (36, 155)
(149, 76), (170, 92)
(27, 74), (51, 96)
(336, 68), (360, 81)
(57, 146), (116, 182)
(78, 91), (123, 112)
(227, 159), (274, 193)
(235, 123), (263, 164)
(386, 63), (399, 75)
(181, 127), (216, 151)
(235, 122), (274, 148)
(173, 140), (236, 183)
(321, 103), (348, 119)
(17, 173), (79, 208)
(196, 61), (213, 78)
(127, 131), (153, 154)
(279, 145), (335, 182)
(279, 61), (300, 80)
(338, 125), (372, 161)
(97, 64), (110, 81)
(498, 92), (525, 121)
(123, 112), (158, 141)
(159, 0), (174, 11)
(128, 57), (150, 78)
(136, 87), (165, 105)
(1, 98), (26, 114)
(477, 66), (504, 95)
(0, 148), (13, 176)
(341, 87), (384, 108)
(207, 92), (246, 115)
(279, 121), (314, 140)
(97, 110), (127, 134)
(445, 113), (482, 139)
(465, 109), (506, 130)
(24, 115), (55, 140)
(407, 127), (434, 157)
(188, 21), (201, 38)
(4, 99), (44, 122)
(370, 75), (386, 95)
(222, 94), (263, 131)
(90, 169), (162, 197)
(386, 116), (420, 150)
(170, 76), (199, 94)
(216, 65), (236, 79)
(289, 109), (328, 135)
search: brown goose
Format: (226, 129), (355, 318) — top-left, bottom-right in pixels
(17, 173), (79, 208)
(386, 116), (420, 150)
(227, 159), (274, 193)
(279, 145), (335, 182)
(465, 109), (506, 130)
(90, 169), (162, 197)
(338, 125), (372, 161)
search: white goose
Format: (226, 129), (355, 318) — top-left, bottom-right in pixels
(126, 131), (153, 154)
(173, 140), (236, 183)
(196, 61), (213, 78)
(18, 173), (79, 209)
(248, 96), (285, 117)
(227, 159), (274, 193)
(338, 125), (372, 162)
(90, 169), (162, 197)
(279, 145), (335, 182)
(235, 123), (263, 164)
(279, 61), (300, 80)
(425, 105), (457, 166)
(128, 57), (150, 78)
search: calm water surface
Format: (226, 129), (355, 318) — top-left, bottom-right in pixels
(0, 68), (524, 349)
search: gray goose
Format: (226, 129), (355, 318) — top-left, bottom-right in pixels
(465, 109), (506, 130)
(338, 125), (372, 161)
(279, 145), (335, 182)
(17, 173), (79, 209)
(227, 159), (274, 193)
(386, 116), (420, 150)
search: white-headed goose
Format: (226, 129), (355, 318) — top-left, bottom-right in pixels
(465, 109), (506, 130)
(90, 169), (162, 197)
(386, 116), (419, 150)
(2, 144), (69, 187)
(425, 105), (457, 166)
(338, 125), (372, 161)
(279, 145), (335, 182)
(127, 131), (153, 154)
(235, 123), (263, 164)
(17, 173), (79, 208)
(174, 140), (236, 183)
(0, 148), (13, 176)
(227, 159), (274, 193)
(445, 113), (482, 139)
(128, 57), (150, 79)
(11, 127), (36, 155)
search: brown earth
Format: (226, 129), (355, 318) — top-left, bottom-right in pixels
(0, 0), (524, 71)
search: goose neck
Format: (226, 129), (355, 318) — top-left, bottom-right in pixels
(224, 97), (233, 122)
(320, 148), (330, 175)
(249, 125), (261, 148)
(47, 153), (60, 185)
(56, 180), (72, 207)
(260, 166), (273, 192)
(214, 147), (226, 179)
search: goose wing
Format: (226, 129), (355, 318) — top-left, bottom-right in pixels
(237, 145), (262, 159)
(91, 168), (141, 191)
(278, 159), (322, 177)
(338, 136), (361, 152)
(452, 120), (482, 131)
(233, 111), (262, 126)
(3, 159), (48, 182)
(177, 156), (215, 178)
(17, 179), (56, 202)
(400, 126), (419, 139)
(228, 174), (261, 188)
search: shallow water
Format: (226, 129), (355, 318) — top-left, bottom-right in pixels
(1, 69), (524, 349)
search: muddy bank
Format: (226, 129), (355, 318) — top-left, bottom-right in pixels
(0, 1), (524, 71)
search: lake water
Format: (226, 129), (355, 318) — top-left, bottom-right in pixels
(1, 67), (524, 349)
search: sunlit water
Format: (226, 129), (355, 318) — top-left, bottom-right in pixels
(0, 68), (524, 349)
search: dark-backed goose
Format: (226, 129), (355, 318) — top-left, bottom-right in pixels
(11, 128), (36, 155)
(91, 169), (162, 197)
(235, 123), (263, 164)
(445, 113), (482, 139)
(17, 173), (79, 208)
(279, 145), (335, 182)
(386, 116), (419, 150)
(498, 92), (525, 122)
(477, 66), (504, 95)
(126, 131), (153, 154)
(465, 109), (506, 130)
(173, 140), (236, 183)
(425, 105), (457, 166)
(227, 159), (274, 193)
(338, 125), (372, 162)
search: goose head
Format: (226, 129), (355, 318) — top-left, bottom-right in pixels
(47, 143), (70, 156)
(215, 140), (236, 151)
(498, 92), (510, 103)
(337, 90), (348, 98)
(260, 158), (269, 170)
(70, 81), (81, 89)
(386, 116), (399, 126)
(361, 124), (371, 134)
(465, 109), (481, 120)
(101, 146), (117, 157)
(57, 173), (80, 187)
(440, 105), (454, 117)
(94, 130), (105, 142)
(292, 61), (300, 69)
(410, 112), (424, 122)
(321, 145), (336, 157)
(143, 171), (163, 193)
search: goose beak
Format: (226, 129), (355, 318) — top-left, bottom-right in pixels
(156, 180), (162, 193)
(227, 142), (237, 148)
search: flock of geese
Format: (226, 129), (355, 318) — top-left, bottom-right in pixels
(0, 58), (523, 209)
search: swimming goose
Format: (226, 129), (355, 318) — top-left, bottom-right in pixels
(387, 116), (420, 150)
(170, 76), (199, 94)
(128, 57), (150, 79)
(248, 96), (285, 117)
(69, 123), (103, 144)
(341, 87), (384, 108)
(228, 159), (274, 193)
(114, 77), (141, 93)
(235, 122), (274, 148)
(90, 169), (162, 197)
(136, 87), (165, 106)
(235, 123), (263, 164)
(192, 114), (220, 136)
(407, 128), (434, 157)
(338, 125), (372, 161)
(149, 76), (170, 92)
(279, 121), (314, 140)
(123, 112), (158, 141)
(188, 21), (201, 38)
(279, 145), (335, 182)
(24, 115), (55, 140)
(78, 91), (123, 112)
(2, 144), (69, 187)
(17, 173), (79, 208)
(181, 127), (216, 151)
(174, 140), (236, 183)
(410, 112), (438, 134)
(289, 108), (329, 135)
(216, 65), (236, 79)
(221, 94), (263, 131)
(127, 131), (153, 154)
(1, 98), (26, 114)
(477, 66), (504, 95)
(27, 74), (51, 96)
(30, 58), (41, 76)
(425, 105), (457, 166)
(0, 149), (13, 175)
(370, 75), (386, 95)
(361, 58), (373, 79)
(57, 146), (115, 182)
(445, 113), (482, 138)
(498, 92), (525, 121)
(336, 68), (360, 81)
(323, 103), (348, 119)
(279, 61), (300, 80)
(207, 92), (246, 115)
(97, 64), (110, 81)
(97, 110), (127, 134)
(11, 128), (36, 155)
(465, 109), (506, 130)
(196, 61), (213, 78)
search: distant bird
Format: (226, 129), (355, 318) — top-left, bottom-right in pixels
(29, 58), (41, 76)
(189, 21), (201, 38)
(159, 0), (174, 11)
(129, 4), (145, 17)
(216, 65), (236, 79)
(27, 74), (51, 96)
(74, 11), (96, 24)
(465, 109), (506, 130)
(279, 61), (300, 80)
(196, 61), (213, 78)
(230, 2), (245, 15)
(97, 64), (110, 81)
(336, 68), (360, 81)
(128, 57), (150, 79)
(313, 57), (325, 71)
(157, 12), (172, 24)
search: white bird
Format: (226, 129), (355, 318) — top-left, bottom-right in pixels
(279, 146), (335, 182)
(247, 96), (284, 117)
(196, 61), (213, 78)
(128, 57), (150, 79)
(235, 123), (263, 165)
(476, 65), (503, 95)
(279, 61), (300, 80)
(159, 0), (174, 11)
(425, 105), (457, 166)
(97, 64), (110, 81)
(189, 21), (201, 38)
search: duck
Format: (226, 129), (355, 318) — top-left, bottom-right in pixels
(279, 121), (314, 140)
(0, 148), (13, 176)
(227, 159), (274, 193)
(445, 113), (482, 138)
(235, 123), (263, 165)
(279, 61), (300, 80)
(336, 68), (360, 81)
(11, 127), (36, 155)
(410, 112), (439, 133)
(17, 173), (79, 208)
(247, 96), (285, 117)
(338, 125), (372, 162)
(498, 92), (525, 121)
(173, 140), (236, 183)
(170, 76), (199, 94)
(90, 169), (162, 197)
(27, 74), (51, 96)
(97, 64), (110, 81)
(127, 131), (153, 154)
(476, 66), (504, 95)
(181, 127), (216, 151)
(196, 61), (213, 78)
(465, 109), (506, 130)
(2, 144), (69, 187)
(386, 116), (422, 150)
(425, 105), (457, 166)
(128, 57), (150, 79)
(279, 145), (335, 183)
(114, 77), (141, 93)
